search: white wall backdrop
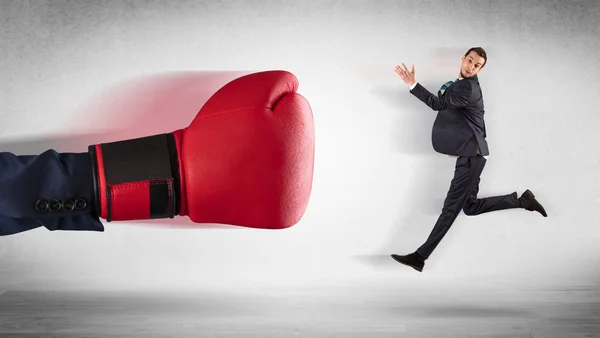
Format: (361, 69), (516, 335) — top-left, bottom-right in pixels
(1, 0), (599, 291)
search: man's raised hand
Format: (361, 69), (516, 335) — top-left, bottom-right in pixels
(395, 63), (416, 86)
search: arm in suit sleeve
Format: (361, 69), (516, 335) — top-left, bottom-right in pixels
(0, 150), (104, 235)
(409, 80), (473, 111)
(0, 213), (104, 236)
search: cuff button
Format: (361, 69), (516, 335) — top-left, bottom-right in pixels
(75, 198), (87, 210)
(64, 199), (76, 211)
(49, 199), (63, 212)
(35, 199), (49, 212)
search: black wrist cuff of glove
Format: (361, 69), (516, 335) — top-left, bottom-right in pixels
(88, 133), (181, 221)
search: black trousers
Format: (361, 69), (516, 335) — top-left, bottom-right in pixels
(415, 155), (521, 260)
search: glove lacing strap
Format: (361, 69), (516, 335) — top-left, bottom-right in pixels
(89, 133), (181, 222)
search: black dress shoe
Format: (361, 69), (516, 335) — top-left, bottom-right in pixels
(391, 253), (425, 272)
(518, 189), (547, 217)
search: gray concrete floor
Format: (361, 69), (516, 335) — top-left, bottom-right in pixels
(1, 272), (599, 337)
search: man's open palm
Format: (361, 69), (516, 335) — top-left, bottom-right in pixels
(395, 63), (416, 86)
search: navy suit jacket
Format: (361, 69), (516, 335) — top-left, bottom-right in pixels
(410, 74), (489, 157)
(0, 150), (104, 236)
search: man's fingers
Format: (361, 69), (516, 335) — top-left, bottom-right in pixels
(396, 64), (409, 75)
(398, 63), (416, 74)
(395, 66), (406, 77)
(395, 64), (414, 83)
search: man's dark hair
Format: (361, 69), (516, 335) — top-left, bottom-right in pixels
(465, 47), (487, 68)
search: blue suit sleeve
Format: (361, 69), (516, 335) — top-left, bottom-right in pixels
(0, 150), (104, 235)
(410, 80), (473, 111)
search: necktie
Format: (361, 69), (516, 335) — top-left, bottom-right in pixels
(439, 80), (455, 95)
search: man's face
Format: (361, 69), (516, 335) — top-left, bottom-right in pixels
(460, 51), (485, 78)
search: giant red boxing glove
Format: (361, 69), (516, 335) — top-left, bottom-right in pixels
(88, 70), (314, 229)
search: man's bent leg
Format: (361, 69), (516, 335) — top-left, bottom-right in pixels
(462, 178), (521, 216)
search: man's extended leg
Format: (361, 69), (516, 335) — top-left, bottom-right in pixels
(415, 155), (487, 260)
(391, 155), (486, 271)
